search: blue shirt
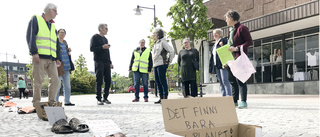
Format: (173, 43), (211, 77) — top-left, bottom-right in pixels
(60, 42), (71, 70)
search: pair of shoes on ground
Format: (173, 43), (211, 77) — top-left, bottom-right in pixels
(235, 101), (247, 109)
(64, 103), (75, 106)
(97, 100), (111, 105)
(51, 118), (89, 134)
(132, 98), (148, 102)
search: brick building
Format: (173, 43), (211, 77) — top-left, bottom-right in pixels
(201, 0), (319, 94)
(0, 62), (32, 89)
(173, 0), (319, 94)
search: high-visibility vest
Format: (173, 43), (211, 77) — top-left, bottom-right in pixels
(132, 48), (150, 73)
(35, 15), (57, 58)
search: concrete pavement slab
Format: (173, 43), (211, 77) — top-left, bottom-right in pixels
(0, 93), (318, 137)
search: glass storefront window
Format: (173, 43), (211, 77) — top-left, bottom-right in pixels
(294, 37), (306, 81)
(206, 27), (318, 85)
(306, 35), (319, 80)
(285, 40), (294, 81)
(253, 41), (262, 83)
(272, 42), (282, 82)
(247, 46), (254, 84)
(262, 43), (272, 82)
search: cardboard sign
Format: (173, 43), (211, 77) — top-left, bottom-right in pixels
(161, 97), (262, 137)
(86, 120), (122, 137)
(44, 107), (67, 125)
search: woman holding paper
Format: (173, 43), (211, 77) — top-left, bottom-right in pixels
(209, 29), (231, 97)
(178, 38), (199, 98)
(225, 10), (253, 108)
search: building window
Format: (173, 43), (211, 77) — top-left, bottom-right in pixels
(251, 27), (318, 83)
(13, 66), (18, 71)
(4, 66), (9, 70)
(19, 67), (24, 72)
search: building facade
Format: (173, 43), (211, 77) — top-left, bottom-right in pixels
(201, 0), (319, 94)
(0, 62), (31, 88)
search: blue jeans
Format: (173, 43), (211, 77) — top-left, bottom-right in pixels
(56, 71), (72, 104)
(216, 67), (232, 96)
(154, 64), (169, 97)
(133, 71), (149, 99)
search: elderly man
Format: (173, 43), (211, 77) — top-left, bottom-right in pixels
(26, 3), (61, 106)
(129, 39), (153, 102)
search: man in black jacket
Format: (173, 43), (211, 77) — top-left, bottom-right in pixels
(90, 24), (113, 105)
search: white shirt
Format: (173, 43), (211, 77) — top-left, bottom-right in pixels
(212, 38), (221, 66)
(306, 51), (319, 66)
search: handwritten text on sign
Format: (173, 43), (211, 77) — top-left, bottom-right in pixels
(166, 106), (218, 130)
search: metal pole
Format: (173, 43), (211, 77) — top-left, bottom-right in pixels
(154, 5), (156, 28)
(5, 52), (9, 95)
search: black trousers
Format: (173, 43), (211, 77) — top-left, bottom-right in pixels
(18, 88), (26, 99)
(227, 67), (247, 102)
(95, 61), (111, 101)
(182, 80), (198, 97)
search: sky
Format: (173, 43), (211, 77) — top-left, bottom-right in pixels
(0, 0), (179, 77)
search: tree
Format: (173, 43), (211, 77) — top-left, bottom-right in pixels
(72, 54), (90, 77)
(147, 17), (168, 50)
(0, 67), (7, 90)
(26, 63), (33, 83)
(113, 76), (132, 91)
(167, 0), (213, 48)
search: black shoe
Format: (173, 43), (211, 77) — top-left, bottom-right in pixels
(103, 100), (111, 104)
(64, 103), (75, 106)
(154, 99), (161, 104)
(97, 101), (104, 105)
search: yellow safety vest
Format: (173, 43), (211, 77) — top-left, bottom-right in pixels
(35, 15), (57, 58)
(132, 48), (150, 73)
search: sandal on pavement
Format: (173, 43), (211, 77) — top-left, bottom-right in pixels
(51, 119), (74, 134)
(69, 118), (89, 132)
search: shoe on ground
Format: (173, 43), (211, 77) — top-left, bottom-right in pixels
(238, 101), (247, 109)
(132, 98), (139, 102)
(154, 99), (161, 104)
(103, 100), (111, 104)
(64, 103), (75, 106)
(97, 101), (104, 105)
(144, 98), (148, 102)
(234, 102), (238, 107)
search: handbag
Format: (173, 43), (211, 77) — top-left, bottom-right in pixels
(24, 89), (30, 94)
(227, 45), (256, 83)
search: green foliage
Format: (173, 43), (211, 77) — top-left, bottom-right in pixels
(69, 54), (95, 94)
(26, 60), (33, 83)
(111, 72), (132, 91)
(167, 0), (213, 47)
(147, 17), (169, 50)
(72, 54), (90, 78)
(70, 75), (96, 94)
(41, 75), (49, 90)
(0, 67), (6, 87)
(128, 71), (134, 85)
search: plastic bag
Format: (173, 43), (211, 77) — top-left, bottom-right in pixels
(227, 46), (256, 83)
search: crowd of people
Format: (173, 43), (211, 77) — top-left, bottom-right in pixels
(25, 3), (252, 109)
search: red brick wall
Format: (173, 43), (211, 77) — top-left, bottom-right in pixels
(205, 0), (313, 22)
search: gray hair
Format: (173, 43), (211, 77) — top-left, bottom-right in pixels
(98, 24), (107, 31)
(213, 29), (223, 37)
(139, 39), (145, 43)
(183, 38), (190, 42)
(224, 10), (240, 21)
(153, 28), (164, 39)
(44, 3), (57, 14)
